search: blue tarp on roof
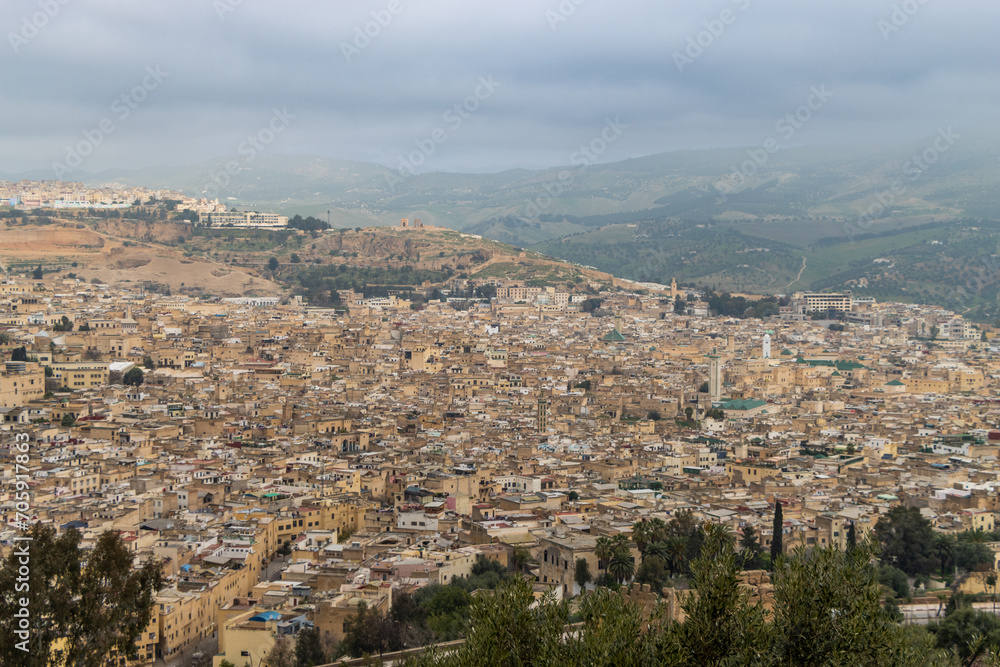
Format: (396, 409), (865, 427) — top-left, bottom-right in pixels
(250, 611), (282, 622)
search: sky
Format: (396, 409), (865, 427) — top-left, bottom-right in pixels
(1, 0), (998, 176)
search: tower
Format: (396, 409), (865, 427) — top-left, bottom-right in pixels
(763, 332), (772, 359)
(707, 348), (722, 404)
(537, 399), (549, 432)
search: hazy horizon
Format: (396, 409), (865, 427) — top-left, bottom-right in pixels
(2, 0), (997, 178)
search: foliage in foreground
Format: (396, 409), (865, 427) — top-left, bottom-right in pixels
(0, 524), (162, 667)
(403, 539), (966, 667)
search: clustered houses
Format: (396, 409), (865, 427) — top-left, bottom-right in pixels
(2, 267), (1000, 665)
(0, 179), (227, 216)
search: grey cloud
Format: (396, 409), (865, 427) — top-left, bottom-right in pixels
(0, 0), (997, 175)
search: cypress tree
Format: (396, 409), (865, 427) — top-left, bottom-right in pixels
(846, 522), (857, 551)
(770, 499), (783, 567)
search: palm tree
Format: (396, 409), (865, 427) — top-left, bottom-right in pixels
(964, 528), (988, 544)
(607, 550), (635, 585)
(702, 523), (736, 559)
(632, 520), (653, 558)
(0, 331), (10, 345)
(648, 517), (668, 543)
(594, 536), (614, 573)
(932, 533), (955, 577)
(663, 537), (688, 576)
(644, 540), (668, 564)
(610, 533), (631, 552)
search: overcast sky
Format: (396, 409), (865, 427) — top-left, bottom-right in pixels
(1, 0), (997, 176)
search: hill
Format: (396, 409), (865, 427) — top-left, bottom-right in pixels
(9, 131), (1000, 317)
(0, 215), (629, 302)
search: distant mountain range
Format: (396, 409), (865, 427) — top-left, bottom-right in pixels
(7, 132), (1000, 319)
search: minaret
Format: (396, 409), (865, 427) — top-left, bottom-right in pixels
(537, 399), (549, 432)
(707, 348), (722, 404)
(763, 332), (772, 359)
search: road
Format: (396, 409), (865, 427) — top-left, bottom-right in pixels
(785, 256), (807, 290)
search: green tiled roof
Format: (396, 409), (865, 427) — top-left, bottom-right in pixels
(718, 398), (767, 411)
(602, 328), (626, 341)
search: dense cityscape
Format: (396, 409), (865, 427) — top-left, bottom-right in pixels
(3, 199), (1000, 664)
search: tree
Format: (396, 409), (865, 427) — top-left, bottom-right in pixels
(701, 523), (735, 559)
(142, 356), (155, 370)
(594, 537), (615, 573)
(739, 525), (765, 570)
(33, 265), (43, 279)
(512, 547), (531, 573)
(879, 564), (911, 599)
(632, 520), (654, 558)
(662, 537), (688, 576)
(955, 532), (993, 571)
(60, 413), (75, 427)
(770, 499), (783, 567)
(847, 522), (857, 551)
(634, 554), (671, 593)
(341, 601), (403, 658)
(290, 253), (301, 263)
(264, 635), (295, 667)
(0, 525), (161, 667)
(295, 626), (327, 667)
(930, 604), (1000, 663)
(675, 546), (769, 664)
(567, 490), (579, 501)
(607, 550), (635, 585)
(11, 346), (27, 362)
(268, 257), (280, 272)
(574, 558), (592, 593)
(771, 540), (923, 666)
(874, 506), (937, 576)
(930, 533), (955, 577)
(123, 367), (144, 386)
